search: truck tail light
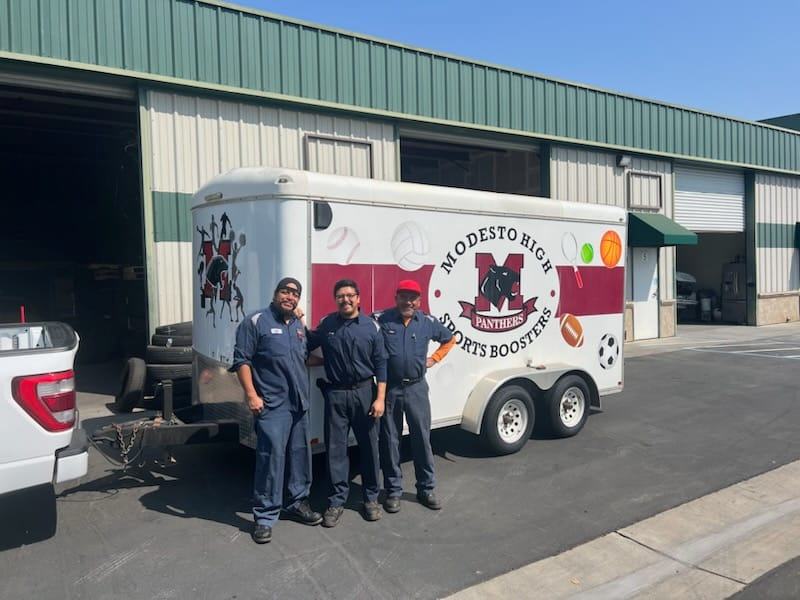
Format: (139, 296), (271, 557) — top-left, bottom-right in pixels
(12, 370), (76, 432)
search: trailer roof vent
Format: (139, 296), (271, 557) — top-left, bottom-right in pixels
(204, 192), (223, 202)
(275, 175), (293, 184)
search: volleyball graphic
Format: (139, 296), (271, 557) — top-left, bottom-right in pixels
(598, 334), (620, 369)
(391, 221), (430, 271)
(580, 243), (594, 264)
(600, 230), (622, 268)
(327, 226), (360, 265)
(559, 313), (584, 347)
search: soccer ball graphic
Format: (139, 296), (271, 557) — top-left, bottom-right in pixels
(391, 221), (430, 271)
(598, 334), (619, 370)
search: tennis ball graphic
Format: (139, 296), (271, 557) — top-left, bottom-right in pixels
(580, 243), (594, 264)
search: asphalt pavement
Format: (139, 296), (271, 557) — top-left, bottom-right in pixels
(1, 324), (799, 599)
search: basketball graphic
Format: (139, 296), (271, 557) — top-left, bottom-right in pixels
(598, 334), (620, 369)
(580, 243), (594, 264)
(327, 226), (360, 265)
(391, 221), (430, 271)
(559, 313), (584, 347)
(600, 230), (622, 268)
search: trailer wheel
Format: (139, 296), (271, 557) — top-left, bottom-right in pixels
(546, 375), (590, 438)
(115, 358), (146, 413)
(480, 385), (535, 455)
(151, 333), (192, 347)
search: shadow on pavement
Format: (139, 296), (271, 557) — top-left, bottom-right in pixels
(0, 484), (57, 551)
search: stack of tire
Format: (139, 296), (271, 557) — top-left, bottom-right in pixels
(114, 322), (193, 412)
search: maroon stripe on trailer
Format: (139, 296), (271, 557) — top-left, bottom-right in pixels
(310, 264), (434, 326)
(556, 266), (625, 317)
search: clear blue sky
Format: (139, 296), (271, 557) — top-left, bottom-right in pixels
(233, 0), (798, 122)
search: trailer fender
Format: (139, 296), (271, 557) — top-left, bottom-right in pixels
(460, 364), (598, 435)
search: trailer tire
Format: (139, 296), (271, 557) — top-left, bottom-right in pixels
(146, 363), (193, 381)
(115, 358), (146, 412)
(151, 333), (192, 347)
(145, 345), (193, 364)
(479, 384), (535, 455)
(154, 321), (192, 336)
(545, 375), (590, 438)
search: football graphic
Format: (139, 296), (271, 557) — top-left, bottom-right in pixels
(598, 334), (619, 369)
(559, 313), (584, 347)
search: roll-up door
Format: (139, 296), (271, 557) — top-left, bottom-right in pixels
(674, 166), (744, 232)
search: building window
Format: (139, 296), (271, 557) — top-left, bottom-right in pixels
(400, 138), (541, 196)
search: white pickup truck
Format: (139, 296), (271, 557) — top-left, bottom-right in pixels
(0, 322), (88, 495)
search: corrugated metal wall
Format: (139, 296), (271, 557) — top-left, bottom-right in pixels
(2, 0), (800, 172)
(550, 146), (675, 302)
(674, 165), (744, 232)
(755, 174), (800, 294)
(145, 89), (397, 325)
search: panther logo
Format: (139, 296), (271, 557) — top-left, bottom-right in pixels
(479, 265), (521, 310)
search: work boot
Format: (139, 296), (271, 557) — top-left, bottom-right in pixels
(322, 506), (344, 528)
(417, 490), (442, 510)
(252, 524), (272, 544)
(384, 497), (401, 513)
(284, 499), (322, 526)
(363, 501), (382, 521)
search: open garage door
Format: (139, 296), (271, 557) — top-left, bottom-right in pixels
(674, 165), (748, 324)
(0, 84), (146, 362)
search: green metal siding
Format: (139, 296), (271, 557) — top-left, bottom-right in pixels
(153, 191), (192, 242)
(756, 223), (799, 249)
(3, 0), (800, 173)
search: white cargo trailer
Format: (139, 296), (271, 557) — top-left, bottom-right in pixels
(190, 168), (626, 454)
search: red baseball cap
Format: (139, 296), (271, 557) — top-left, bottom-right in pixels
(396, 279), (422, 295)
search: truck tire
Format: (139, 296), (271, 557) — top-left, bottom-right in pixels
(151, 333), (192, 347)
(479, 384), (535, 455)
(145, 344), (192, 364)
(146, 363), (192, 381)
(545, 375), (590, 438)
(115, 358), (146, 412)
(155, 321), (192, 336)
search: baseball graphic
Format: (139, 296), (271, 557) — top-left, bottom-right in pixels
(598, 333), (619, 369)
(600, 230), (622, 268)
(327, 226), (361, 265)
(580, 243), (594, 264)
(391, 221), (430, 271)
(559, 313), (584, 347)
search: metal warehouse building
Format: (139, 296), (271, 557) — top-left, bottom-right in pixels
(1, 0), (799, 361)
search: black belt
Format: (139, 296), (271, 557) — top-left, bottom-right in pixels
(389, 377), (423, 387)
(323, 378), (374, 391)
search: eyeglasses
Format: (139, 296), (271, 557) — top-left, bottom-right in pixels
(279, 287), (301, 298)
(335, 293), (358, 301)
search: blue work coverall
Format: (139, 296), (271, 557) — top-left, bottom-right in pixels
(375, 308), (453, 497)
(308, 313), (387, 507)
(230, 304), (311, 527)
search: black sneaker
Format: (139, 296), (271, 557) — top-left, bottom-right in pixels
(384, 497), (401, 513)
(417, 491), (442, 510)
(322, 506), (344, 528)
(284, 500), (323, 526)
(252, 524), (272, 544)
(363, 501), (382, 521)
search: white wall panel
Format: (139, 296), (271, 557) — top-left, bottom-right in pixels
(756, 174), (800, 294)
(153, 242), (194, 326)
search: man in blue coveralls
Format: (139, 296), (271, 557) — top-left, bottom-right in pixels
(231, 277), (322, 544)
(375, 279), (455, 512)
(308, 279), (387, 527)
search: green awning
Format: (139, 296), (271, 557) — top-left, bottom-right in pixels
(628, 212), (698, 247)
